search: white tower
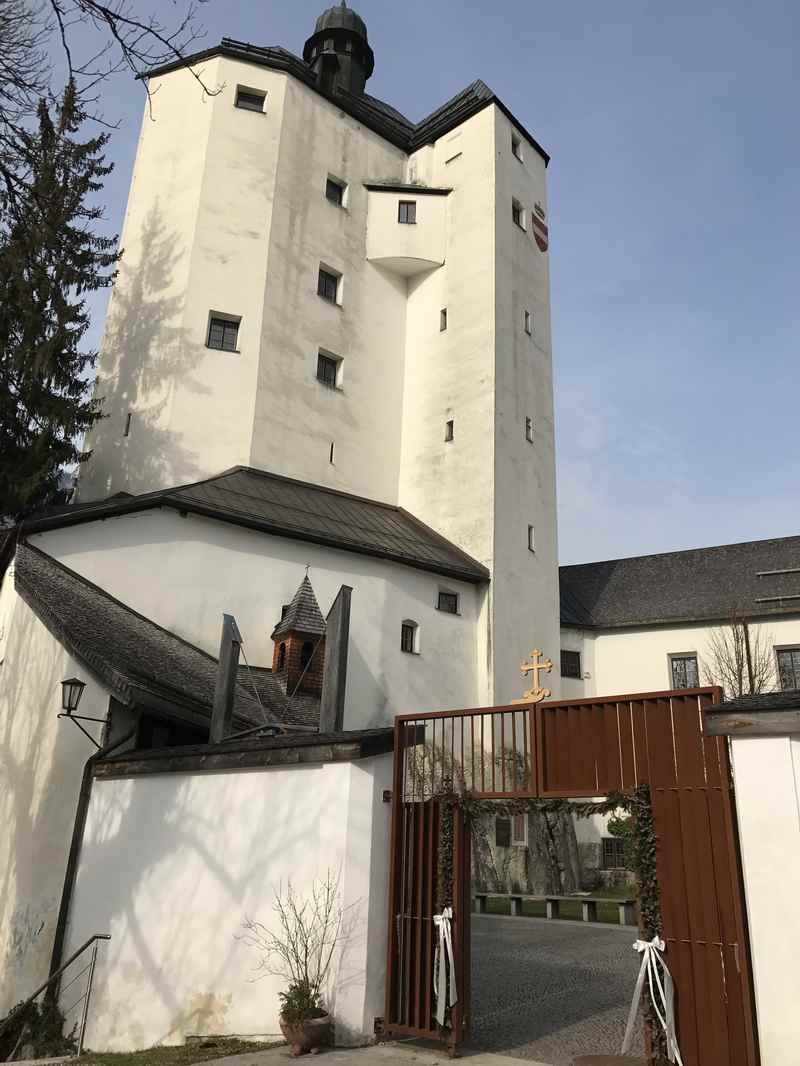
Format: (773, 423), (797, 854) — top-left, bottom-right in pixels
(80, 4), (560, 704)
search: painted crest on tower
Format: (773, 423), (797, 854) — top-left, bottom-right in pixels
(532, 205), (549, 253)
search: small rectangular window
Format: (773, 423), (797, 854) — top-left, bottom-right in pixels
(602, 837), (627, 870)
(512, 132), (523, 161)
(437, 591), (459, 614)
(525, 416), (534, 443)
(512, 199), (525, 230)
(235, 87), (266, 112)
(524, 310), (532, 335)
(561, 650), (581, 679)
(528, 525), (535, 552)
(207, 315), (240, 351)
(776, 647), (800, 690)
(318, 267), (339, 303)
(495, 817), (511, 848)
(329, 441), (335, 464)
(401, 622), (417, 654)
(511, 813), (527, 846)
(445, 419), (454, 442)
(398, 200), (417, 224)
(326, 177), (345, 206)
(670, 654), (699, 689)
(440, 308), (448, 332)
(316, 352), (339, 388)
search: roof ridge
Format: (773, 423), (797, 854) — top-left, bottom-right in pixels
(206, 465), (407, 513)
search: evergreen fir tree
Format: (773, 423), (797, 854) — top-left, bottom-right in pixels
(0, 81), (118, 519)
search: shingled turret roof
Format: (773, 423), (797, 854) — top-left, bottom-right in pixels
(272, 575), (326, 639)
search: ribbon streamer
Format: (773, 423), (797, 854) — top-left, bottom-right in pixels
(621, 936), (684, 1065)
(432, 907), (458, 1027)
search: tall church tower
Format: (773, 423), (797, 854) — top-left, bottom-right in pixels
(80, 3), (560, 704)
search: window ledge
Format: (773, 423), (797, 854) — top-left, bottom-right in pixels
(206, 345), (241, 354)
(317, 294), (343, 309)
(401, 649), (421, 656)
(513, 221), (527, 232)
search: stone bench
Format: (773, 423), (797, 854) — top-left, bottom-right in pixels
(473, 891), (637, 926)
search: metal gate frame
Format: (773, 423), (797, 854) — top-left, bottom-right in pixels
(384, 688), (759, 1065)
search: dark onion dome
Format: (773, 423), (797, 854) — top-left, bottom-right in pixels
(314, 1), (369, 40)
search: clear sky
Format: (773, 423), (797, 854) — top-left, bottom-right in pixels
(54, 0), (799, 564)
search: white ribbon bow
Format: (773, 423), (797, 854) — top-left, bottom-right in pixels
(432, 907), (458, 1027)
(621, 935), (683, 1065)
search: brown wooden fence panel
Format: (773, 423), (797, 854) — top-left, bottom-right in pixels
(385, 690), (758, 1064)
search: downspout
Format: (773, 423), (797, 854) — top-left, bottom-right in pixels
(47, 725), (137, 994)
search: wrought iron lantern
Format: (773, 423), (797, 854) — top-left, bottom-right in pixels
(61, 677), (86, 714)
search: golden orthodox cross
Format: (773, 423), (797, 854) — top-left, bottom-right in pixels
(512, 649), (554, 704)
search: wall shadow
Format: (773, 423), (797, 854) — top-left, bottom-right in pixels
(79, 202), (207, 500)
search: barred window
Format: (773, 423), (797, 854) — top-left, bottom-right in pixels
(437, 591), (459, 614)
(207, 316), (239, 351)
(670, 654), (699, 689)
(398, 200), (417, 224)
(401, 621), (418, 654)
(602, 837), (627, 869)
(317, 352), (339, 388)
(561, 650), (581, 679)
(318, 267), (339, 303)
(777, 647), (800, 690)
(235, 87), (265, 112)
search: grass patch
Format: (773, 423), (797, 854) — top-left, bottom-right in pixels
(76, 1038), (280, 1066)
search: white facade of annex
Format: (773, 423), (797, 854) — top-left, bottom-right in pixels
(78, 55), (561, 706)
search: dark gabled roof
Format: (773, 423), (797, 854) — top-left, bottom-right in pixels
(25, 466), (490, 584)
(559, 535), (800, 629)
(144, 41), (549, 164)
(13, 543), (316, 732)
(272, 575), (326, 639)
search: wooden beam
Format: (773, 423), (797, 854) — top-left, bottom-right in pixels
(704, 709), (800, 736)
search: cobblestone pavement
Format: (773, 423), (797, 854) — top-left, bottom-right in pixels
(469, 915), (644, 1065)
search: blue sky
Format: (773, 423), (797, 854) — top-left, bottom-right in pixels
(55, 1), (799, 564)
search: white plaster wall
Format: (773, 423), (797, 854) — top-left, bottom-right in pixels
(0, 563), (110, 1015)
(365, 190), (447, 273)
(729, 734), (800, 1066)
(247, 75), (408, 503)
(31, 510), (486, 726)
(62, 755), (393, 1051)
(561, 616), (800, 699)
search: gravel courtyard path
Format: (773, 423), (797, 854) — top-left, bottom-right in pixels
(470, 914), (644, 1065)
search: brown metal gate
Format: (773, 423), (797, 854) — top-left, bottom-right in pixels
(384, 688), (759, 1065)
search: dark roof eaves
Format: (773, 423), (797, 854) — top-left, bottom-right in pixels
(142, 44), (550, 164)
(363, 183), (452, 195)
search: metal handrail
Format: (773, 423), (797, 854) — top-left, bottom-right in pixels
(0, 934), (110, 1058)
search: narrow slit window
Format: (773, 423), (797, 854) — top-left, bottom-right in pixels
(525, 416), (534, 443)
(317, 352), (339, 388)
(318, 267), (339, 303)
(329, 441), (335, 464)
(445, 419), (454, 442)
(512, 132), (523, 161)
(440, 308), (448, 332)
(528, 525), (535, 552)
(512, 199), (526, 230)
(437, 591), (459, 614)
(123, 413), (132, 437)
(511, 813), (527, 845)
(235, 87), (266, 112)
(524, 310), (532, 335)
(207, 316), (240, 351)
(398, 200), (417, 224)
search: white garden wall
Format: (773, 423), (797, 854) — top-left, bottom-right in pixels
(62, 753), (393, 1052)
(729, 733), (800, 1066)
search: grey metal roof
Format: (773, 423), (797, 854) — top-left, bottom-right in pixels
(14, 543), (317, 732)
(272, 575), (327, 639)
(314, 2), (368, 38)
(144, 44), (549, 164)
(559, 535), (800, 629)
(26, 467), (490, 584)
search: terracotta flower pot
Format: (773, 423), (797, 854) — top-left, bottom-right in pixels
(279, 1013), (332, 1056)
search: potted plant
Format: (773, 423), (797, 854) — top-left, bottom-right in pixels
(240, 872), (350, 1057)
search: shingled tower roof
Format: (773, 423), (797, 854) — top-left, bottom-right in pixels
(272, 575), (326, 639)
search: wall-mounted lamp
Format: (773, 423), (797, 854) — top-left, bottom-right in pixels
(58, 677), (104, 747)
(61, 677), (86, 714)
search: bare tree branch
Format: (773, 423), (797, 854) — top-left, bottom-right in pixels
(702, 611), (777, 697)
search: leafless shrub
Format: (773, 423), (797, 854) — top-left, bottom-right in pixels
(702, 611), (776, 697)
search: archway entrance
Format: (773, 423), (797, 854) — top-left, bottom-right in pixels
(384, 689), (758, 1066)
